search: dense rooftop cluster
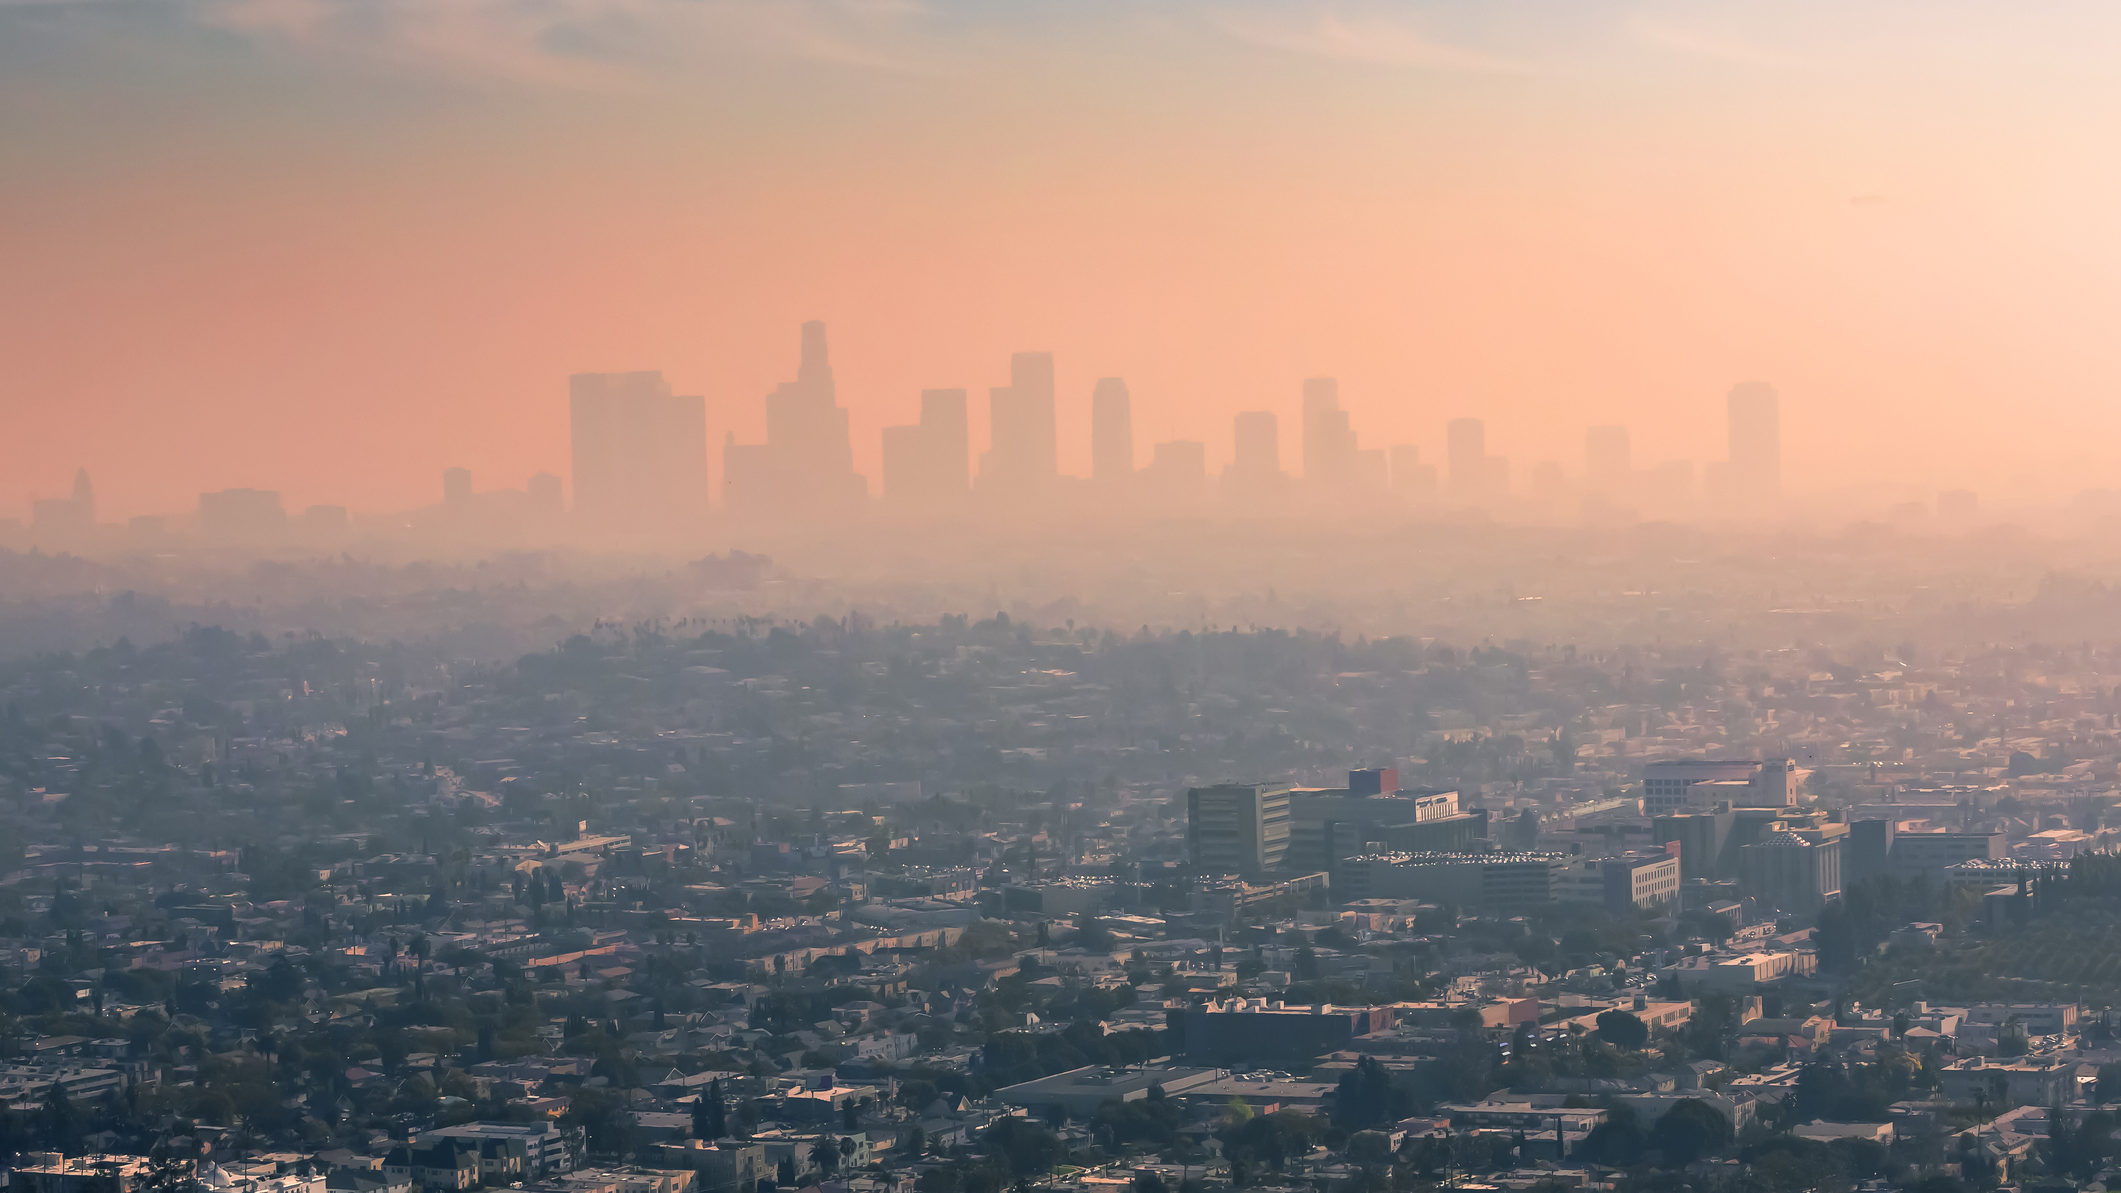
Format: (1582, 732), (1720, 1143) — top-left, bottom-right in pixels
(5, 618), (2121, 1193)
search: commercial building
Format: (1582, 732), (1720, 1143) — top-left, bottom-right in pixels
(980, 351), (1058, 496)
(1736, 830), (1844, 913)
(1643, 759), (1797, 816)
(1889, 831), (2006, 880)
(721, 323), (865, 518)
(1091, 377), (1133, 482)
(1182, 1000), (1392, 1067)
(422, 1122), (574, 1178)
(572, 370), (710, 535)
(1186, 783), (1292, 877)
(881, 388), (970, 503)
(1559, 849), (1682, 912)
(1285, 783), (1483, 873)
(1336, 851), (1567, 908)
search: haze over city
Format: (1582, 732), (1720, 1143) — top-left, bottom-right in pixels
(24, 10), (2121, 1193)
(15, 1), (2121, 525)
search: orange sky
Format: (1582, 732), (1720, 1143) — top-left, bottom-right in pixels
(9, 0), (2121, 519)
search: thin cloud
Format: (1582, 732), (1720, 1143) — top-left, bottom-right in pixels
(172, 0), (951, 87)
(1204, 3), (1534, 74)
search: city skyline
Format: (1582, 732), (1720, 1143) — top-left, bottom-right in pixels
(11, 321), (1810, 539)
(20, 5), (2121, 517)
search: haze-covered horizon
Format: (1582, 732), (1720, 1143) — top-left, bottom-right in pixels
(14, 1), (2121, 520)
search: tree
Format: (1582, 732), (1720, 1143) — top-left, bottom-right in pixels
(1594, 1009), (1649, 1050)
(984, 1116), (1061, 1185)
(693, 1078), (728, 1141)
(1650, 1099), (1732, 1165)
(137, 1146), (199, 1193)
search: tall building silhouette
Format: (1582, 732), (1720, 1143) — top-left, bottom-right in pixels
(724, 322), (867, 517)
(881, 387), (970, 502)
(980, 351), (1058, 495)
(1389, 445), (1436, 502)
(1447, 417), (1490, 503)
(31, 468), (95, 539)
(1726, 382), (1781, 510)
(1142, 440), (1207, 504)
(527, 472), (564, 519)
(570, 371), (709, 536)
(1585, 425), (1631, 495)
(1232, 411), (1280, 477)
(442, 467), (473, 509)
(1091, 377), (1133, 482)
(1301, 378), (1356, 483)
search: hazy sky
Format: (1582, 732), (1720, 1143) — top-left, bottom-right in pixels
(9, 0), (2121, 518)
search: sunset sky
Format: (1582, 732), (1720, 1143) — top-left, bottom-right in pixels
(9, 0), (2121, 518)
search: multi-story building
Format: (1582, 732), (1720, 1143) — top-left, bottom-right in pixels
(1186, 783), (1291, 876)
(1890, 831), (2006, 879)
(422, 1122), (574, 1179)
(1737, 830), (1844, 913)
(1560, 850), (1682, 912)
(1336, 851), (1566, 908)
(1182, 1000), (1392, 1066)
(1643, 759), (1797, 816)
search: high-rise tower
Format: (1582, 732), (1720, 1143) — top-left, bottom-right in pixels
(1091, 377), (1133, 482)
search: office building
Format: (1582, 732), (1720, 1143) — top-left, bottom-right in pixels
(197, 488), (287, 542)
(1285, 783), (1485, 873)
(1655, 809), (1736, 881)
(1726, 382), (1781, 511)
(1141, 440), (1207, 503)
(1091, 377), (1133, 482)
(1888, 830), (2005, 879)
(527, 472), (563, 519)
(1389, 445), (1437, 502)
(30, 469), (94, 539)
(1337, 851), (1568, 907)
(1301, 378), (1357, 484)
(1229, 411), (1280, 481)
(1447, 417), (1491, 504)
(1182, 1000), (1391, 1067)
(1186, 783), (1292, 876)
(1737, 830), (1843, 914)
(881, 387), (970, 503)
(442, 467), (472, 509)
(722, 322), (866, 517)
(1643, 759), (1796, 816)
(571, 370), (710, 534)
(1559, 849), (1682, 912)
(980, 351), (1058, 495)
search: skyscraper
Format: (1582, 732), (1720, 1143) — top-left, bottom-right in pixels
(880, 387), (970, 502)
(1585, 425), (1631, 495)
(1388, 445), (1436, 502)
(921, 387), (970, 495)
(570, 371), (709, 536)
(442, 467), (473, 509)
(1301, 377), (1356, 483)
(31, 468), (94, 539)
(1231, 411), (1279, 478)
(1447, 417), (1489, 503)
(1091, 377), (1133, 482)
(725, 322), (865, 517)
(527, 472), (564, 519)
(979, 351), (1058, 495)
(1726, 382), (1782, 511)
(1141, 439), (1207, 504)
